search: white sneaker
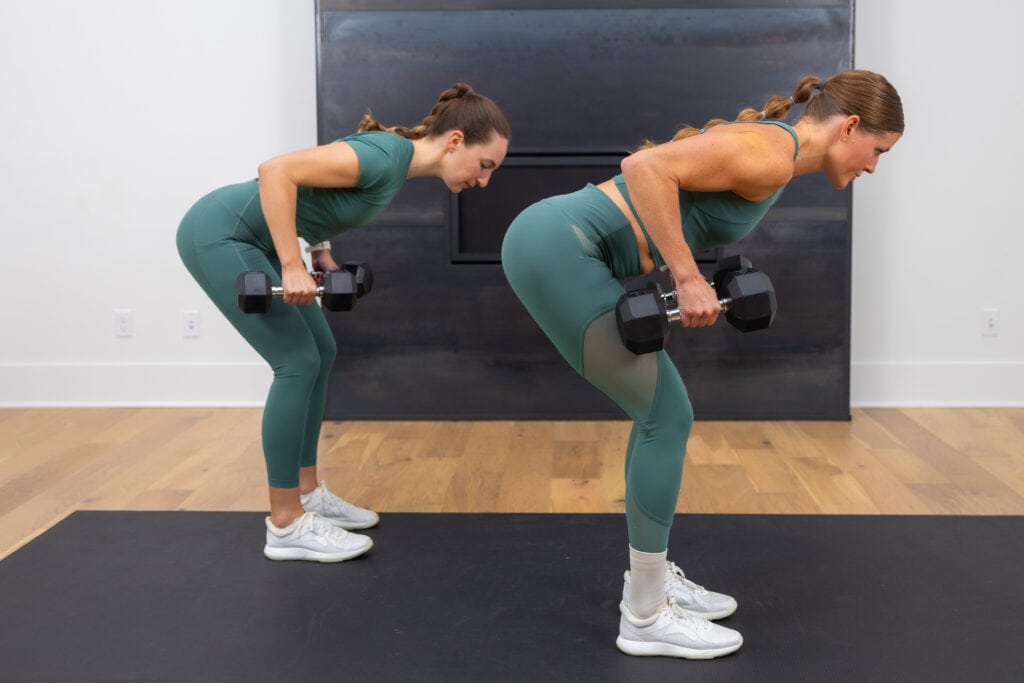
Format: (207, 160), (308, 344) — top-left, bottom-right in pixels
(264, 512), (373, 562)
(623, 561), (738, 620)
(616, 598), (743, 659)
(300, 480), (379, 530)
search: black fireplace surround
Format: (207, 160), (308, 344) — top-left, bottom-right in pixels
(316, 0), (854, 420)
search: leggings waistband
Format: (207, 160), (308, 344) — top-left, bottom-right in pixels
(537, 184), (643, 278)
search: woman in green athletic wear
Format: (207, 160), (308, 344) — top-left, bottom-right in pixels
(177, 83), (510, 562)
(502, 70), (903, 659)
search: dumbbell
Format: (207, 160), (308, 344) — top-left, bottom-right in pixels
(615, 256), (777, 354)
(337, 261), (373, 299)
(235, 262), (373, 314)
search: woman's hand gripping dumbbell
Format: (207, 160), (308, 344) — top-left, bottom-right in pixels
(615, 256), (777, 354)
(235, 261), (373, 314)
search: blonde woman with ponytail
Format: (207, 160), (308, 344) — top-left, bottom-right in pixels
(177, 84), (509, 562)
(502, 69), (902, 659)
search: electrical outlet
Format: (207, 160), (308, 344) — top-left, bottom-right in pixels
(981, 307), (1000, 336)
(183, 310), (200, 338)
(114, 309), (133, 337)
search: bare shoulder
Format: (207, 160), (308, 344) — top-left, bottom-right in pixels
(703, 123), (796, 199)
(641, 123), (796, 198)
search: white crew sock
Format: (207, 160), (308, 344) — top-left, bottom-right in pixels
(626, 546), (668, 618)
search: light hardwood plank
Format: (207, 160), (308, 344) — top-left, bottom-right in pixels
(1, 407), (1023, 559)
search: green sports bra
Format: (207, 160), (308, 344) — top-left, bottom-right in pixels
(613, 120), (800, 267)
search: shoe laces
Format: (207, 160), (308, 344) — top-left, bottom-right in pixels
(667, 562), (709, 595)
(666, 597), (713, 631)
(299, 512), (347, 539)
(314, 482), (359, 515)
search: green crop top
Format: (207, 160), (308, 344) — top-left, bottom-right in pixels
(220, 131), (414, 248)
(294, 131), (415, 244)
(613, 120), (799, 268)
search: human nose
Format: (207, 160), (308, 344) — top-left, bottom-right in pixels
(477, 170), (493, 188)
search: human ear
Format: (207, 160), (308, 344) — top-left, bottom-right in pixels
(841, 115), (860, 142)
(446, 130), (465, 153)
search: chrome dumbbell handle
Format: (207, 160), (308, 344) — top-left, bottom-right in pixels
(270, 285), (327, 298)
(658, 288), (732, 324)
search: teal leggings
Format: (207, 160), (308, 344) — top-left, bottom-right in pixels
(501, 186), (693, 553)
(176, 191), (336, 488)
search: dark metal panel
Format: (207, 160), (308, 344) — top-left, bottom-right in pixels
(318, 8), (852, 152)
(320, 1), (851, 11)
(317, 3), (854, 420)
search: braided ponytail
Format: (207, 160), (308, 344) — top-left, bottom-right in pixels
(640, 70), (902, 149)
(639, 75), (817, 149)
(358, 82), (510, 145)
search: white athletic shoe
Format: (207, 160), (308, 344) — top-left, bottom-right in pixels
(616, 598), (743, 659)
(300, 480), (379, 530)
(623, 561), (738, 620)
(264, 512), (373, 562)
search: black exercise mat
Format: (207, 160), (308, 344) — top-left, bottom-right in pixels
(1, 512), (1022, 682)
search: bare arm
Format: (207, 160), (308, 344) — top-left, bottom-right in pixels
(257, 142), (361, 305)
(619, 125), (793, 326)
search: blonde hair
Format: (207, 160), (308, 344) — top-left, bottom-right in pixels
(640, 69), (903, 149)
(358, 82), (511, 145)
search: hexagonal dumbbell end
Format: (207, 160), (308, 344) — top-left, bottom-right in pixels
(616, 288), (671, 354)
(319, 270), (358, 312)
(341, 261), (373, 298)
(722, 270), (777, 332)
(236, 271), (273, 313)
(711, 254), (753, 292)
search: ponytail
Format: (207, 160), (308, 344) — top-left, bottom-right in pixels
(639, 69), (902, 149)
(358, 82), (511, 145)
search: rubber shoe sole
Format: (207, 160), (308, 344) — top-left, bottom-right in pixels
(263, 538), (373, 563)
(615, 634), (743, 659)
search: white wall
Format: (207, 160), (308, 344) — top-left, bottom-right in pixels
(850, 0), (1024, 405)
(0, 1), (1020, 407)
(0, 0), (317, 405)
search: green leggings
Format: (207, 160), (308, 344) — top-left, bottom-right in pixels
(176, 189), (336, 488)
(501, 185), (693, 553)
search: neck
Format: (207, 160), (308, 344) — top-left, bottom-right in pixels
(791, 119), (831, 178)
(407, 136), (447, 179)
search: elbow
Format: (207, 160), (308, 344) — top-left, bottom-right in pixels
(619, 149), (653, 185)
(620, 153), (639, 182)
(257, 156), (284, 184)
(256, 160), (272, 183)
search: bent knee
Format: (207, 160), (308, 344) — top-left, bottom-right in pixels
(271, 348), (323, 381)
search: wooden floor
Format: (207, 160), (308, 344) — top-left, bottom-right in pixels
(1, 407), (1022, 559)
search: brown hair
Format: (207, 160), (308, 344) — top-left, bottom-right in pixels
(357, 82), (511, 145)
(641, 69), (903, 148)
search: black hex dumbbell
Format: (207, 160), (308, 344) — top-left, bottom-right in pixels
(338, 261), (373, 299)
(710, 255), (777, 332)
(615, 257), (777, 354)
(235, 262), (373, 314)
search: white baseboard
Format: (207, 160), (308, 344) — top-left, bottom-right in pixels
(0, 363), (271, 407)
(851, 361), (1024, 407)
(2, 361), (1021, 409)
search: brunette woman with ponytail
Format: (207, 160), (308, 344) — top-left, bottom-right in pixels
(177, 83), (509, 562)
(502, 69), (903, 659)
